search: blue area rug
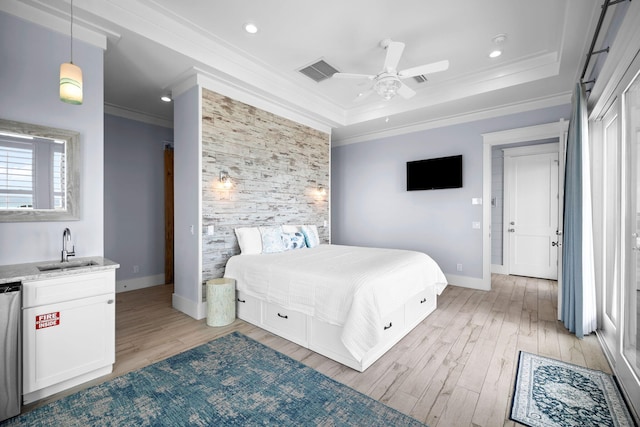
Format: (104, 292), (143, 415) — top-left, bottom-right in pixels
(510, 351), (634, 427)
(1, 332), (425, 426)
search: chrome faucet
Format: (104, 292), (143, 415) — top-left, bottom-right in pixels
(61, 227), (76, 262)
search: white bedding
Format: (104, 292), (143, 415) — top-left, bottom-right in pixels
(223, 244), (448, 362)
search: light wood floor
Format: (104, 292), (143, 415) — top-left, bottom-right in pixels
(25, 274), (611, 426)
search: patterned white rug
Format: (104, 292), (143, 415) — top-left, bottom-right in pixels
(510, 351), (634, 427)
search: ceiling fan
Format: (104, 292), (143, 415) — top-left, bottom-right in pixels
(332, 39), (449, 101)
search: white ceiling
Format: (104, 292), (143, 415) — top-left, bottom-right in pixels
(5, 0), (602, 144)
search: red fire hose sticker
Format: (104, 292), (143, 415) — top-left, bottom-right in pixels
(36, 312), (60, 329)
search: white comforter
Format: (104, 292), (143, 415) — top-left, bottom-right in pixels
(224, 244), (448, 362)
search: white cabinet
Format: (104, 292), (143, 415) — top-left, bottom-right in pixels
(22, 270), (116, 404)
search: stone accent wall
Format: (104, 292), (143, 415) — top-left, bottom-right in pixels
(201, 89), (330, 280)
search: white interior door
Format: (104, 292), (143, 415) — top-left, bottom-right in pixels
(504, 144), (559, 280)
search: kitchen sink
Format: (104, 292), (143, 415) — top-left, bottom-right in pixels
(37, 260), (98, 272)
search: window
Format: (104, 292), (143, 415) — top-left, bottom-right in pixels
(0, 134), (66, 210)
(0, 139), (34, 209)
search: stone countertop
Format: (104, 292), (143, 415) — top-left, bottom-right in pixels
(0, 256), (120, 285)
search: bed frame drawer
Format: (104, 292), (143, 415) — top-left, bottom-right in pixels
(236, 291), (260, 324)
(262, 302), (307, 346)
(405, 287), (437, 327)
(381, 305), (405, 340)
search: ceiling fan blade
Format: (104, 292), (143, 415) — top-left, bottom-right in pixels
(353, 88), (375, 102)
(397, 82), (416, 99)
(332, 72), (375, 80)
(383, 41), (405, 72)
(398, 60), (449, 78)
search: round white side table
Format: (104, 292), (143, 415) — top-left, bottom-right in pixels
(206, 278), (236, 327)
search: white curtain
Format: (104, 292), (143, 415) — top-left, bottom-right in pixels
(561, 82), (597, 338)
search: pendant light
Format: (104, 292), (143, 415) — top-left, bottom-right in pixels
(60, 0), (83, 105)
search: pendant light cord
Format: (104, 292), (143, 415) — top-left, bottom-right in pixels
(70, 0), (74, 64)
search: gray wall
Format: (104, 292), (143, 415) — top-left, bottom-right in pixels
(331, 104), (571, 281)
(0, 11), (105, 265)
(174, 85), (202, 305)
(104, 114), (173, 284)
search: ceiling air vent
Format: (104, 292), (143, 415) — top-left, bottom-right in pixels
(413, 74), (428, 83)
(299, 59), (340, 83)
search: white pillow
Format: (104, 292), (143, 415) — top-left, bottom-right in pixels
(259, 226), (286, 253)
(300, 224), (320, 248)
(234, 227), (262, 255)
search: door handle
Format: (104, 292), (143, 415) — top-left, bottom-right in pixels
(552, 241), (561, 247)
(508, 228), (515, 232)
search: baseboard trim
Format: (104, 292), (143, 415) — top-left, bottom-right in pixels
(116, 274), (165, 293)
(172, 293), (206, 320)
(445, 274), (491, 291)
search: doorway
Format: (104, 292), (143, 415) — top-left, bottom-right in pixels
(164, 145), (174, 286)
(482, 121), (569, 311)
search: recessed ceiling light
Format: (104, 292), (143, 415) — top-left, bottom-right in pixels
(244, 23), (258, 34)
(161, 95), (172, 102)
(489, 50), (502, 59)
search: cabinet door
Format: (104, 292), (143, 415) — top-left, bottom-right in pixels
(23, 294), (115, 393)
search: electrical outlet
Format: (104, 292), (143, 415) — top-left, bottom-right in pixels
(207, 225), (214, 235)
(456, 263), (463, 272)
(133, 265), (140, 273)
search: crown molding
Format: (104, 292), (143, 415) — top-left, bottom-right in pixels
(332, 92), (571, 147)
(1, 0), (111, 49)
(171, 68), (334, 134)
(104, 103), (173, 128)
(343, 52), (561, 126)
(73, 0), (344, 128)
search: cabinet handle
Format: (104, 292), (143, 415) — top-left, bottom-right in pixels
(277, 313), (288, 319)
(384, 322), (392, 330)
(237, 298), (246, 303)
(420, 298), (427, 304)
(107, 299), (114, 304)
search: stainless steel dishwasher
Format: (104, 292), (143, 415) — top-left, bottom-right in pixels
(0, 282), (21, 422)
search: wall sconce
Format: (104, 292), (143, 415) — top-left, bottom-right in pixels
(220, 171), (232, 189)
(60, 0), (83, 105)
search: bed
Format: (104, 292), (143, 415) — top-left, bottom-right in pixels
(223, 226), (448, 372)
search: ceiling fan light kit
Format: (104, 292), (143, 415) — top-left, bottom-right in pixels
(332, 39), (449, 102)
(374, 75), (402, 100)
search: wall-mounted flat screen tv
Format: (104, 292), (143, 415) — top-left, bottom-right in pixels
(406, 154), (463, 191)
